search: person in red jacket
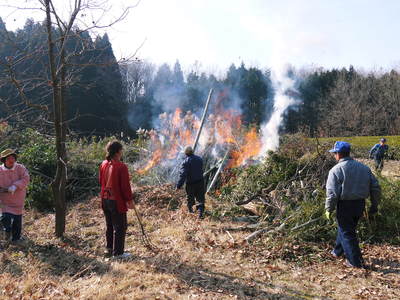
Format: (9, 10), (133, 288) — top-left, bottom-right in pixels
(99, 141), (134, 258)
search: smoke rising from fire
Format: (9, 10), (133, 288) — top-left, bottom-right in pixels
(128, 61), (300, 179)
(259, 66), (298, 155)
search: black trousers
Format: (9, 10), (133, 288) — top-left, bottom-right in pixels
(185, 180), (205, 215)
(1, 213), (22, 241)
(102, 199), (127, 256)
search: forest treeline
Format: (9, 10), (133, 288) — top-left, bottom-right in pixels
(1, 18), (399, 137)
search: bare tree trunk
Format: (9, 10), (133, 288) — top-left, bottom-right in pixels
(45, 0), (67, 237)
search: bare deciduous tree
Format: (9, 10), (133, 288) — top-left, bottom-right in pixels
(2, 0), (137, 237)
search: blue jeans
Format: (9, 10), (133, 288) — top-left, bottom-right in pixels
(1, 213), (22, 241)
(333, 199), (365, 267)
(374, 157), (384, 171)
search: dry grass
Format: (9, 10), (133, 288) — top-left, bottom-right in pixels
(0, 191), (399, 300)
(359, 159), (400, 178)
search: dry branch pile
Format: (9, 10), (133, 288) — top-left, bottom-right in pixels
(214, 135), (341, 242)
(213, 135), (400, 245)
(134, 184), (185, 209)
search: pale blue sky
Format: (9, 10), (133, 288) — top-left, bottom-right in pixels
(2, 0), (400, 71)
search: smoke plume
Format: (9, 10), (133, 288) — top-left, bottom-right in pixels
(260, 65), (298, 155)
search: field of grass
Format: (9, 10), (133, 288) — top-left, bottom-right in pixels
(316, 136), (400, 160)
(317, 135), (400, 148)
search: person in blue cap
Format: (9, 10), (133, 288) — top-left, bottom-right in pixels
(325, 141), (381, 268)
(369, 138), (389, 172)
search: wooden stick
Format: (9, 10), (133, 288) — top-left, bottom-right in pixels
(245, 222), (286, 243)
(290, 217), (320, 231)
(226, 230), (235, 244)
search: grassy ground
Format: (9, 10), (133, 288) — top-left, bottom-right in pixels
(316, 136), (400, 160)
(316, 136), (400, 148)
(0, 186), (399, 300)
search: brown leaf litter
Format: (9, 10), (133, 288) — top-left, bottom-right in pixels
(0, 185), (398, 299)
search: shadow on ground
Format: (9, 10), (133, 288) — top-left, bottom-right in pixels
(369, 258), (400, 275)
(146, 255), (332, 300)
(1, 237), (110, 278)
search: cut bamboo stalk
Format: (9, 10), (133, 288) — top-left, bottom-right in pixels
(192, 89), (213, 153)
(203, 159), (222, 177)
(206, 148), (230, 193)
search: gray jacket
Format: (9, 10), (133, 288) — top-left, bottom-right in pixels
(325, 157), (381, 212)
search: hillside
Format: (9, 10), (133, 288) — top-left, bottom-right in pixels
(0, 185), (399, 300)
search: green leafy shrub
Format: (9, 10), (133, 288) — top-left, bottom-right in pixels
(217, 134), (400, 245)
(357, 177), (400, 244)
(18, 129), (57, 211)
(3, 130), (141, 211)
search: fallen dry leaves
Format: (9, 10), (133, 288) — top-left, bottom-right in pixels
(0, 185), (398, 299)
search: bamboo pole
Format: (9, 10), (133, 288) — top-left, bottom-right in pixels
(207, 148), (230, 193)
(192, 89), (213, 153)
(203, 159), (222, 177)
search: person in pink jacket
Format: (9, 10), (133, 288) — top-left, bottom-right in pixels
(0, 149), (30, 242)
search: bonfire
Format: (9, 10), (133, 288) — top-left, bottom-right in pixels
(135, 89), (265, 190)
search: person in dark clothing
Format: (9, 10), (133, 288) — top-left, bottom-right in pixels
(176, 146), (206, 218)
(369, 138), (389, 172)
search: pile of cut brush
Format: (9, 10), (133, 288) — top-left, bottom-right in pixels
(134, 184), (185, 209)
(215, 134), (400, 245)
(215, 135), (338, 242)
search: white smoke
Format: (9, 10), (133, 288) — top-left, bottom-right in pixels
(260, 65), (298, 154)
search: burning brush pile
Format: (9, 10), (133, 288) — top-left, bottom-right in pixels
(131, 88), (399, 245)
(132, 97), (400, 245)
(134, 90), (264, 189)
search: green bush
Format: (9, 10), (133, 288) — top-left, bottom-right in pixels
(25, 175), (53, 211)
(358, 177), (400, 244)
(217, 134), (400, 245)
(18, 129), (57, 211)
(67, 136), (142, 199)
(1, 128), (142, 211)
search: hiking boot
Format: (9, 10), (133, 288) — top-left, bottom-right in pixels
(188, 206), (194, 213)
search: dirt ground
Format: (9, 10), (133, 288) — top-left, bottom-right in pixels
(359, 159), (400, 178)
(0, 186), (399, 300)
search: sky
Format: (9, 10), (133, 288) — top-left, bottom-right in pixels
(2, 0), (400, 72)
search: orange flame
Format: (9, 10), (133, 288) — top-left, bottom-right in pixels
(137, 100), (263, 174)
(137, 149), (162, 174)
(228, 127), (262, 168)
(171, 108), (182, 128)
